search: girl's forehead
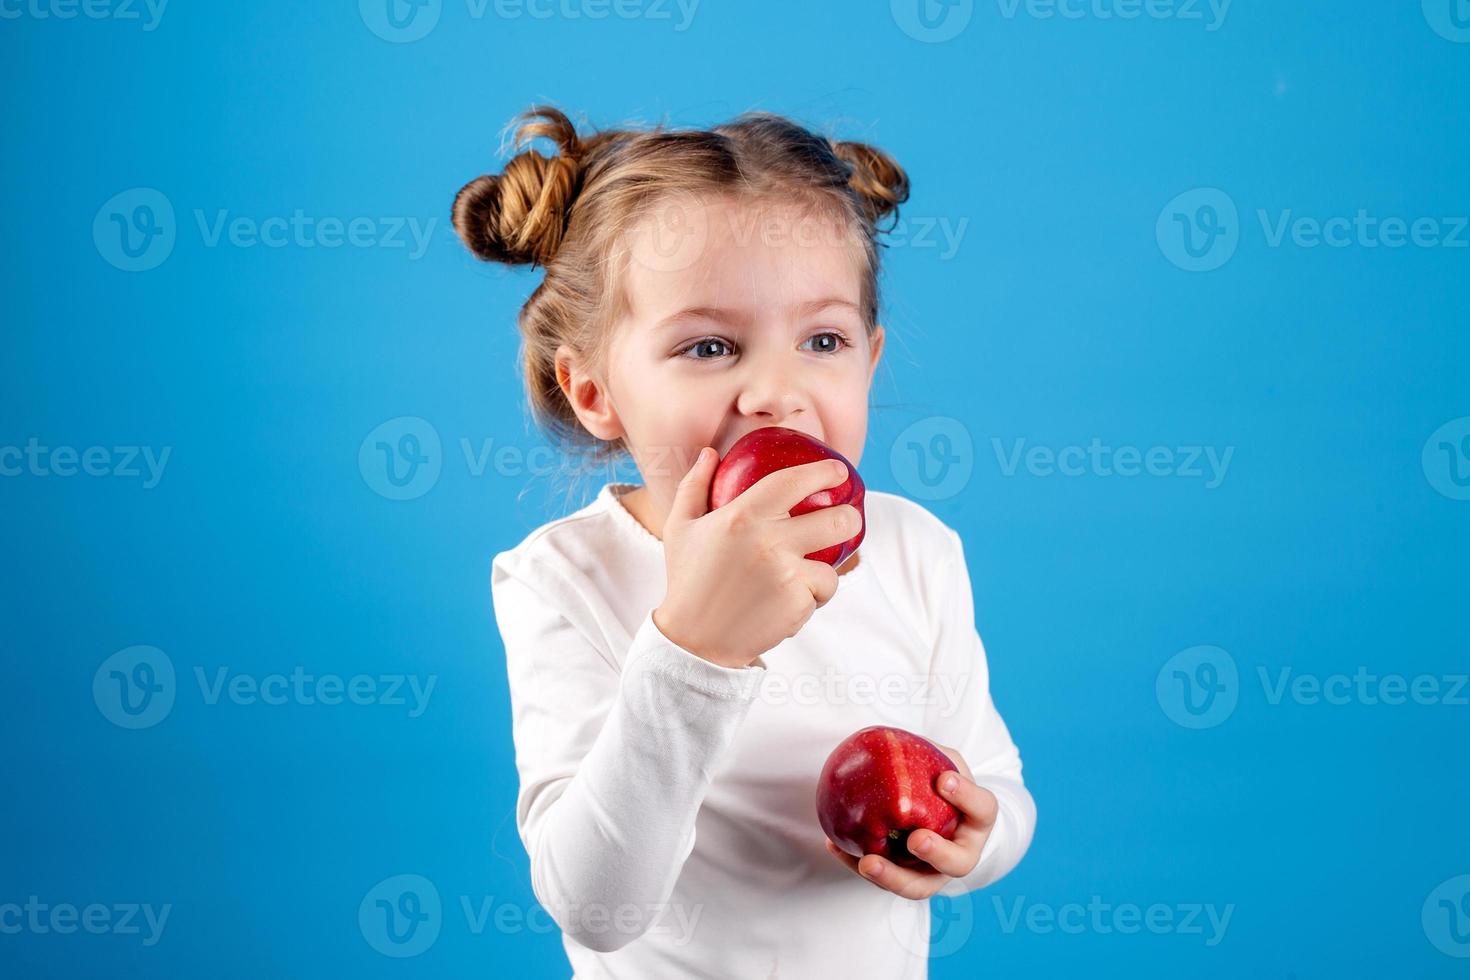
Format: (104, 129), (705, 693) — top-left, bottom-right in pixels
(619, 194), (865, 324)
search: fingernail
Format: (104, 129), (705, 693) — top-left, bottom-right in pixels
(913, 836), (931, 855)
(942, 774), (958, 793)
(864, 861), (881, 878)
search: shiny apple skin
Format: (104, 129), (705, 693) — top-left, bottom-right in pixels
(707, 426), (866, 566)
(816, 725), (960, 870)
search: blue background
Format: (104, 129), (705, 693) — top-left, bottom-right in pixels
(3, 0), (1468, 976)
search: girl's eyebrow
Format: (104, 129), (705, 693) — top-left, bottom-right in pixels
(653, 297), (858, 331)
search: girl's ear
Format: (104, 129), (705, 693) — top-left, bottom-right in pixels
(555, 344), (625, 442)
(867, 324), (885, 382)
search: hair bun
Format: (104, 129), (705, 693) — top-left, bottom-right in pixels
(453, 106), (586, 267)
(830, 139), (910, 229)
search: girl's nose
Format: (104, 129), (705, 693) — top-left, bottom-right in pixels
(735, 365), (804, 420)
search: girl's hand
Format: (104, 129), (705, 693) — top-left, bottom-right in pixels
(823, 744), (999, 900)
(653, 447), (860, 670)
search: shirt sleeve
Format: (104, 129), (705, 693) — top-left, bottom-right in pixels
(491, 551), (768, 953)
(922, 526), (1037, 898)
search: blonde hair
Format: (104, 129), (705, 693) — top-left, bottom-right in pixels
(452, 104), (909, 465)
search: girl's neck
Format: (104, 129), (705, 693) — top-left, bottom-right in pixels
(618, 485), (666, 540)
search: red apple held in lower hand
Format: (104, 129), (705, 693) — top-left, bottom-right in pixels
(816, 725), (960, 870)
(707, 426), (866, 567)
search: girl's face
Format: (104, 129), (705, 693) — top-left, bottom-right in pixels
(590, 194), (884, 528)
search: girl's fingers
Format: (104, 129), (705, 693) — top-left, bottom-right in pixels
(667, 447), (716, 526)
(741, 459), (850, 518)
(824, 839), (862, 875)
(800, 559), (840, 608)
(854, 853), (945, 901)
(905, 828), (982, 879)
(937, 771), (998, 830)
(781, 503), (862, 555)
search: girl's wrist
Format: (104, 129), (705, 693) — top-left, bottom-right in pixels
(653, 605), (747, 670)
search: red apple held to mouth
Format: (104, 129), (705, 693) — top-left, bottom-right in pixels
(816, 725), (960, 871)
(707, 426), (866, 567)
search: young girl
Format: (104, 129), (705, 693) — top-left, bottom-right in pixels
(456, 105), (1035, 978)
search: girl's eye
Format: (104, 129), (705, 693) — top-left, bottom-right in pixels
(802, 331), (849, 354)
(678, 337), (733, 360)
(676, 332), (850, 360)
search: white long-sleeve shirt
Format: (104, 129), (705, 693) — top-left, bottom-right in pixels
(490, 482), (1036, 979)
